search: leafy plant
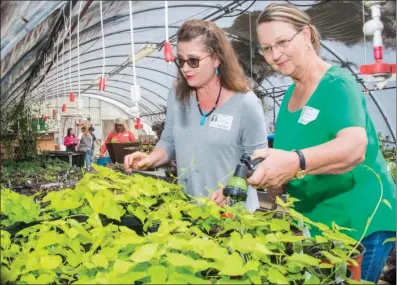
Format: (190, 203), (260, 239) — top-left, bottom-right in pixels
(378, 132), (396, 183)
(0, 166), (369, 284)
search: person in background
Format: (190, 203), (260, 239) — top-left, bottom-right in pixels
(124, 19), (267, 212)
(78, 118), (93, 170)
(89, 126), (97, 162)
(64, 128), (78, 152)
(250, 3), (396, 283)
(99, 118), (136, 157)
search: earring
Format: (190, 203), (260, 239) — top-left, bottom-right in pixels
(215, 67), (220, 76)
(306, 44), (310, 50)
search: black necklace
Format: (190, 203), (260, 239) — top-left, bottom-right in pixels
(195, 85), (222, 126)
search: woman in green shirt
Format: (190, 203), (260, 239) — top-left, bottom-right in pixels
(250, 3), (396, 283)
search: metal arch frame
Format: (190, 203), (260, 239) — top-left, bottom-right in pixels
(2, 41), (162, 99)
(29, 82), (165, 114)
(37, 80), (166, 112)
(320, 42), (396, 143)
(225, 29), (396, 143)
(31, 2), (231, 90)
(2, 1), (249, 109)
(20, 1), (248, 105)
(39, 93), (156, 125)
(44, 73), (170, 95)
(5, 64), (177, 108)
(34, 90), (161, 122)
(37, 55), (176, 90)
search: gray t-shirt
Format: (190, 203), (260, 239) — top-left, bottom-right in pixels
(79, 133), (93, 152)
(156, 89), (268, 212)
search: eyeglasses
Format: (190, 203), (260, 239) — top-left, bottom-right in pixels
(174, 54), (212, 69)
(259, 28), (304, 56)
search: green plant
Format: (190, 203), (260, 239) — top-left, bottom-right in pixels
(1, 166), (371, 284)
(378, 132), (396, 182)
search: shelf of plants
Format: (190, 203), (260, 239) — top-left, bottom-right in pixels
(0, 162), (370, 285)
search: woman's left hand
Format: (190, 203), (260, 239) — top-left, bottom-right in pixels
(247, 148), (300, 189)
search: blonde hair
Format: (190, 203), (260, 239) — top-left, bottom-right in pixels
(175, 19), (251, 104)
(256, 3), (321, 55)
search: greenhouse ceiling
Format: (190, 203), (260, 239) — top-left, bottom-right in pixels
(1, 0), (396, 140)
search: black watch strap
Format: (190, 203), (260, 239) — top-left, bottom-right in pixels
(294, 150), (306, 171)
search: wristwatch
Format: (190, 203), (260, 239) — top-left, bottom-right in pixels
(293, 150), (307, 179)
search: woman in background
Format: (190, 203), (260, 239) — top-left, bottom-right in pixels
(64, 128), (78, 152)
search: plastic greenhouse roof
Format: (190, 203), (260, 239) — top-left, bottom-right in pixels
(1, 0), (396, 141)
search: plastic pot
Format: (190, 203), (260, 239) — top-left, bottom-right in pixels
(347, 243), (365, 281)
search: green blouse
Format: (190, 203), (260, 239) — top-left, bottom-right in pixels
(274, 66), (396, 241)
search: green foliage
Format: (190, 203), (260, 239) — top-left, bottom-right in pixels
(0, 166), (368, 284)
(378, 132), (396, 183)
(1, 158), (82, 191)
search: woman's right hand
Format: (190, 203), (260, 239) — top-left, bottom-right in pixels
(124, 151), (153, 171)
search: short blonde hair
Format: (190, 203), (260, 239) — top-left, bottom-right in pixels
(256, 3), (321, 55)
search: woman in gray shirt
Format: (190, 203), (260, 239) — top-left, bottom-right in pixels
(124, 20), (267, 212)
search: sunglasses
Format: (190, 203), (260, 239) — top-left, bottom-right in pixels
(174, 54), (212, 69)
(116, 124), (124, 127)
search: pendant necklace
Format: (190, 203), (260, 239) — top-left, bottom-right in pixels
(196, 85), (222, 126)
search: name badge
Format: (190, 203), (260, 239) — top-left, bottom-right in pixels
(298, 106), (319, 125)
(209, 113), (233, 130)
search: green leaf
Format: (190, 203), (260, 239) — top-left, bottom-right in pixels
(320, 251), (343, 264)
(36, 274), (54, 284)
(1, 230), (11, 250)
(40, 255), (62, 270)
(165, 253), (211, 273)
(382, 199), (392, 210)
(66, 252), (81, 267)
(280, 234), (305, 243)
(270, 219), (290, 232)
(267, 267), (290, 284)
(217, 253), (245, 276)
(36, 231), (59, 249)
(113, 259), (135, 274)
(247, 270), (262, 285)
(20, 274), (37, 284)
(315, 235), (328, 244)
(217, 277), (251, 284)
(133, 206), (147, 223)
(383, 237), (397, 245)
(148, 265), (167, 284)
(92, 253), (108, 268)
(130, 243), (157, 262)
(303, 274), (320, 284)
(287, 253), (321, 266)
